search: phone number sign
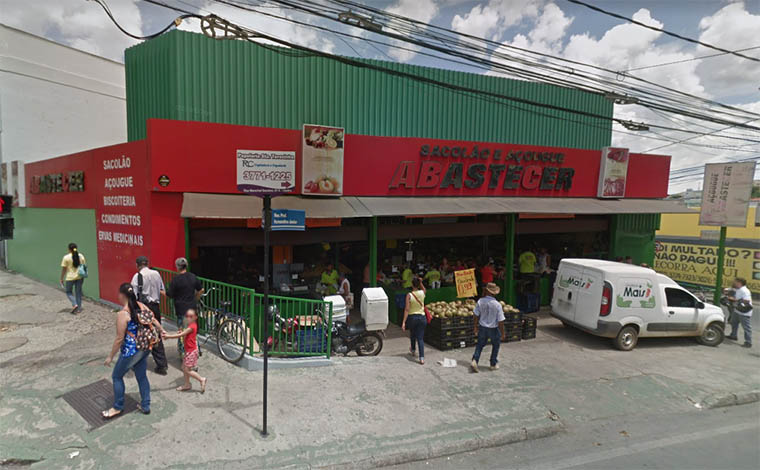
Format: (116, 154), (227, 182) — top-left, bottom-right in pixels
(236, 150), (296, 195)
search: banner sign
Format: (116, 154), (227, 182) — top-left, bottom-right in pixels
(699, 162), (756, 227)
(271, 209), (305, 231)
(301, 124), (344, 196)
(455, 268), (477, 298)
(236, 150), (296, 195)
(597, 147), (629, 198)
(654, 240), (760, 292)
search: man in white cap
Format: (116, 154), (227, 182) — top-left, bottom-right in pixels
(471, 282), (506, 372)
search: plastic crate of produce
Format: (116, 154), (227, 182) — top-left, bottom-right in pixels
(504, 331), (522, 342)
(517, 294), (540, 313)
(429, 316), (474, 329)
(425, 337), (471, 351)
(296, 328), (327, 353)
(522, 315), (537, 328)
(426, 325), (472, 340)
(522, 328), (537, 340)
(504, 311), (523, 323)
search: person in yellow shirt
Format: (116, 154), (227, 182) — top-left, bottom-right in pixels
(401, 265), (414, 289)
(424, 267), (441, 289)
(518, 250), (537, 274)
(320, 263), (339, 295)
(60, 242), (86, 314)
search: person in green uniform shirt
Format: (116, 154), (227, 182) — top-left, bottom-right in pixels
(402, 265), (414, 289)
(518, 250), (537, 274)
(424, 266), (441, 289)
(321, 263), (339, 295)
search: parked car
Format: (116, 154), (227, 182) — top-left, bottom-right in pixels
(551, 259), (726, 351)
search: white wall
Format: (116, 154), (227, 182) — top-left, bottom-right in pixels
(0, 23), (127, 181)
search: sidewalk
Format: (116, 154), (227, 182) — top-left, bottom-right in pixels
(1, 270), (758, 469)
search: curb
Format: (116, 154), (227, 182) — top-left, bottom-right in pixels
(321, 420), (564, 470)
(700, 390), (760, 409)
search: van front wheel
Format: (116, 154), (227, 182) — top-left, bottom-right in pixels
(697, 322), (724, 347)
(614, 326), (638, 351)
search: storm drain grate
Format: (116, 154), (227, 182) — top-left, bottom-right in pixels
(61, 379), (137, 430)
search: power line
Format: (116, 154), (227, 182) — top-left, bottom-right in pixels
(623, 45), (760, 73)
(92, 0), (197, 40)
(263, 0), (760, 134)
(127, 1), (760, 151)
(565, 0), (760, 63)
(321, 0), (760, 122)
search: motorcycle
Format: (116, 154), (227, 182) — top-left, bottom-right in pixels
(266, 305), (383, 356)
(330, 319), (384, 356)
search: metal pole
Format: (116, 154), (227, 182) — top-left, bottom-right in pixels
(504, 214), (516, 305)
(369, 216), (378, 288)
(262, 195), (271, 437)
(713, 226), (727, 304)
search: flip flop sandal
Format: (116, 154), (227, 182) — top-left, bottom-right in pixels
(101, 408), (121, 419)
(136, 404), (150, 415)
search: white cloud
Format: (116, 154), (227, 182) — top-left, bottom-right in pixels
(0, 0), (143, 61)
(695, 2), (760, 99)
(451, 0), (542, 40)
(384, 0), (439, 62)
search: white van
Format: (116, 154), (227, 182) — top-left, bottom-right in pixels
(551, 259), (726, 351)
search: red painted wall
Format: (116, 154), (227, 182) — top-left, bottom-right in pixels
(146, 119), (670, 198)
(24, 118), (673, 303)
(25, 141), (155, 303)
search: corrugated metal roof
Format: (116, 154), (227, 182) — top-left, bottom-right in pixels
(126, 30), (613, 149)
(182, 193), (693, 218)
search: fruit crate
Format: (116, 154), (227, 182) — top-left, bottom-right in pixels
(504, 331), (522, 343)
(522, 315), (537, 328)
(504, 311), (523, 323)
(425, 336), (476, 351)
(429, 316), (474, 329)
(426, 325), (472, 341)
(522, 328), (537, 340)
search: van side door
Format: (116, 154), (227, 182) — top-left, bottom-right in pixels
(653, 287), (700, 334)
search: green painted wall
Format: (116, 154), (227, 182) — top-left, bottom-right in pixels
(7, 208), (100, 299)
(610, 214), (661, 266)
(126, 30), (613, 149)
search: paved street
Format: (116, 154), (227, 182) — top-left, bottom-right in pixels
(1, 270), (759, 469)
(391, 402), (760, 470)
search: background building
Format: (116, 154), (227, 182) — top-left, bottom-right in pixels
(0, 23), (126, 286)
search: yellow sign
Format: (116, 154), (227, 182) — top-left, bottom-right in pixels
(455, 268), (477, 298)
(654, 240), (760, 292)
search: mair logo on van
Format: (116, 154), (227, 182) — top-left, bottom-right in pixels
(617, 281), (656, 308)
(559, 276), (593, 289)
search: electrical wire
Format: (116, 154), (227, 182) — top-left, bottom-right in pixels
(564, 0), (760, 63)
(130, 0), (760, 151)
(261, 0), (760, 135)
(623, 45), (760, 73)
(92, 0), (198, 40)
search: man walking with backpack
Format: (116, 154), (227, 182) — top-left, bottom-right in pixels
(131, 256), (168, 375)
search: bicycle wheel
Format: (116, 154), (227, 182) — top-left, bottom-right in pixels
(217, 318), (246, 364)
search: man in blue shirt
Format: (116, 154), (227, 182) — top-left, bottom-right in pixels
(471, 283), (506, 372)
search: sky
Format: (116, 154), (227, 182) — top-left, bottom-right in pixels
(1, 0), (759, 193)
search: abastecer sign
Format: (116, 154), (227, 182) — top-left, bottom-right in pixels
(389, 145), (574, 192)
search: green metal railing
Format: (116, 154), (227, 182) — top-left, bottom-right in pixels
(156, 268), (332, 358)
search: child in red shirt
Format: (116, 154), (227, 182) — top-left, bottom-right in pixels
(164, 309), (207, 393)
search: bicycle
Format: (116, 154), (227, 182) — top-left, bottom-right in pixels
(198, 288), (248, 364)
